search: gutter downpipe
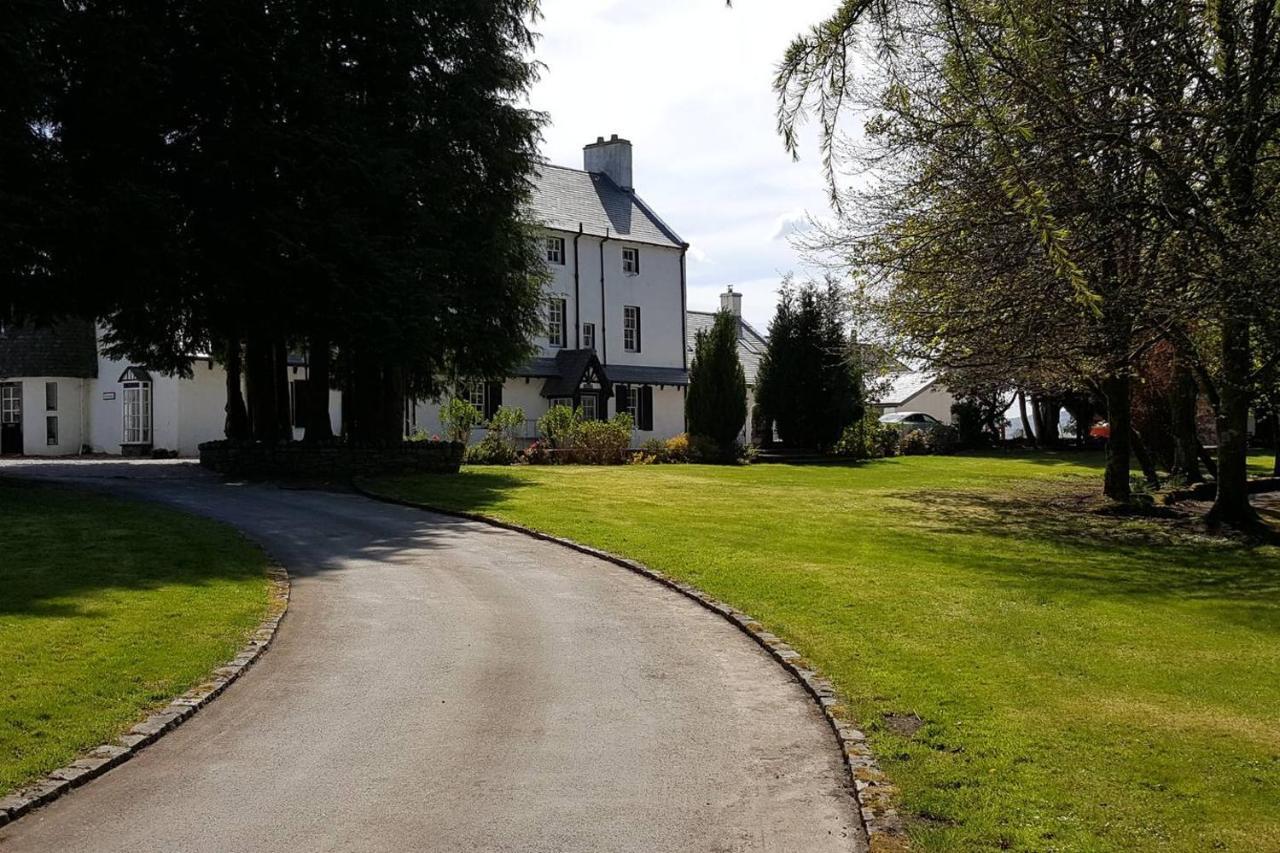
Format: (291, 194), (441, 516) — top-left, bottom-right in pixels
(680, 242), (689, 432)
(573, 224), (584, 350)
(600, 228), (611, 366)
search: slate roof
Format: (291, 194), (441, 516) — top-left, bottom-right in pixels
(510, 351), (689, 391)
(606, 365), (689, 387)
(530, 164), (685, 248)
(539, 349), (605, 398)
(685, 311), (769, 387)
(874, 371), (938, 407)
(0, 319), (98, 379)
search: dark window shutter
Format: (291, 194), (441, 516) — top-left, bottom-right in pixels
(635, 307), (642, 353)
(640, 385), (654, 431)
(614, 384), (628, 415)
(485, 382), (502, 419)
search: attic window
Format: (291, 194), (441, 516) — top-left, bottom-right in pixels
(622, 247), (640, 275)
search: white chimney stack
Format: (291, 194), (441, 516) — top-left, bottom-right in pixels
(584, 134), (633, 191)
(720, 285), (742, 317)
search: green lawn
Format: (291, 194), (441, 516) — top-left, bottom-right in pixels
(367, 451), (1280, 852)
(0, 479), (271, 796)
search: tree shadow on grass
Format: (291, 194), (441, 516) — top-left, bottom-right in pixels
(887, 486), (1280, 631)
(362, 469), (534, 514)
(0, 479), (274, 619)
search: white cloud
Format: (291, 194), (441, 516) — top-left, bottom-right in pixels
(771, 209), (813, 241)
(528, 0), (836, 330)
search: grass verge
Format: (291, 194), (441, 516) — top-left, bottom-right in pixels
(365, 451), (1280, 852)
(0, 479), (271, 796)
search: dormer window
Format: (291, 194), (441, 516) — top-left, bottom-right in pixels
(546, 236), (565, 265)
(622, 247), (640, 275)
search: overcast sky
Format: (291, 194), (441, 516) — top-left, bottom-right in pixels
(527, 0), (836, 332)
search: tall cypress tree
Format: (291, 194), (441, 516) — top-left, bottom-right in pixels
(757, 278), (863, 448)
(686, 310), (748, 449)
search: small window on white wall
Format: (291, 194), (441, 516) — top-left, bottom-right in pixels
(546, 236), (565, 265)
(547, 297), (567, 348)
(46, 416), (58, 446)
(580, 394), (598, 421)
(622, 247), (640, 274)
(45, 382), (57, 411)
(623, 305), (641, 352)
(467, 382), (487, 414)
(582, 322), (595, 351)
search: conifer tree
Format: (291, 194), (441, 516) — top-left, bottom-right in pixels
(686, 310), (748, 450)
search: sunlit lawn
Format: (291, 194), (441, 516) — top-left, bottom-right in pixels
(368, 451), (1280, 852)
(0, 480), (271, 796)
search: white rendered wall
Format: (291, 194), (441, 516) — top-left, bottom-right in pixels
(883, 386), (956, 424)
(18, 377), (85, 456)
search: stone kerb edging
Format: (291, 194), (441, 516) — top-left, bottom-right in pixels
(352, 485), (909, 853)
(0, 566), (291, 828)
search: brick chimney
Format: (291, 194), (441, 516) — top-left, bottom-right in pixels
(584, 134), (633, 191)
(720, 285), (742, 317)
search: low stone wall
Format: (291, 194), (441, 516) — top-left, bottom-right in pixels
(199, 440), (463, 479)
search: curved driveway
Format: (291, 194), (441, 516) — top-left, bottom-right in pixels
(0, 461), (861, 852)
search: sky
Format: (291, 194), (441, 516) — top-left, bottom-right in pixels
(526, 0), (837, 332)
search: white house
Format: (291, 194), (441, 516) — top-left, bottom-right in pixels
(2, 134), (688, 457)
(686, 286), (769, 443)
(0, 320), (339, 458)
(413, 134), (690, 444)
(872, 371), (956, 423)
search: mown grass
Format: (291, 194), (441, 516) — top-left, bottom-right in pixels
(0, 479), (271, 796)
(368, 451), (1280, 852)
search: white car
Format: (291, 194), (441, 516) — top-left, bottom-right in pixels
(879, 411), (946, 431)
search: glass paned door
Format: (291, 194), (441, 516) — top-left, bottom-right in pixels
(122, 382), (153, 444)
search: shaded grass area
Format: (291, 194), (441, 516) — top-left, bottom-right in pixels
(0, 479), (270, 796)
(367, 451), (1280, 852)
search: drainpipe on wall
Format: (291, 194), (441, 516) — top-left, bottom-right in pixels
(573, 224), (583, 350)
(679, 244), (689, 370)
(679, 243), (689, 433)
(599, 228), (611, 365)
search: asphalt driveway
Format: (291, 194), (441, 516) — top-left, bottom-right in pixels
(0, 460), (862, 852)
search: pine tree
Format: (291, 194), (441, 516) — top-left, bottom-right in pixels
(686, 310), (748, 450)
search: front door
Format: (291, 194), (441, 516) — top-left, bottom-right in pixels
(0, 382), (22, 454)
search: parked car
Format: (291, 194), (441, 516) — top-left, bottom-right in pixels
(1089, 420), (1111, 440)
(879, 411), (947, 431)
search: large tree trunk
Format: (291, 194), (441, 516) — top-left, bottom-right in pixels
(1169, 345), (1202, 483)
(245, 333), (281, 443)
(273, 339), (292, 440)
(1273, 410), (1279, 476)
(1101, 375), (1132, 503)
(304, 334), (334, 442)
(223, 338), (250, 441)
(1017, 390), (1035, 445)
(1035, 396), (1060, 447)
(1207, 316), (1258, 527)
(1131, 428), (1160, 490)
(345, 354), (404, 445)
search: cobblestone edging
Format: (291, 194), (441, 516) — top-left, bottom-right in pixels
(0, 566), (290, 828)
(354, 486), (909, 853)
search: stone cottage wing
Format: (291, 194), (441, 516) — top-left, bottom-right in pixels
(0, 319), (98, 379)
